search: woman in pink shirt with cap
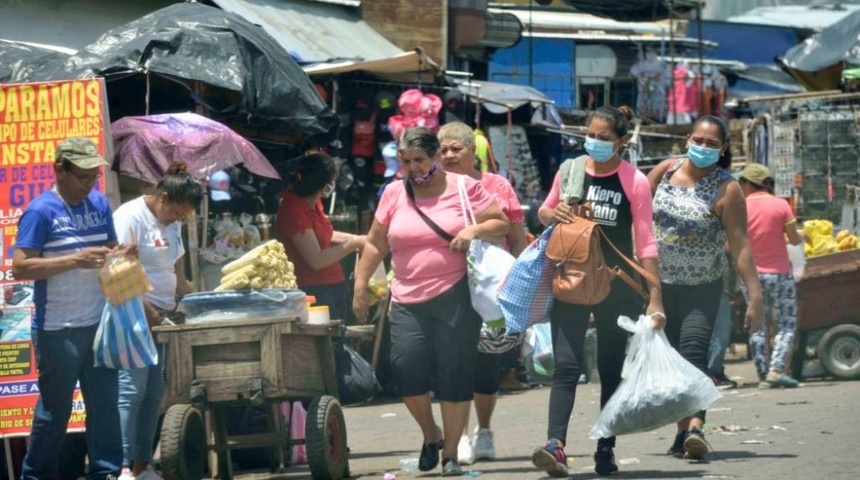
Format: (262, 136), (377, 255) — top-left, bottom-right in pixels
(352, 127), (509, 476)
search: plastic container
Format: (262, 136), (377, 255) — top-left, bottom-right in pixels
(307, 306), (331, 325)
(180, 289), (308, 324)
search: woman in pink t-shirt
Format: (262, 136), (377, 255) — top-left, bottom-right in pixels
(738, 164), (803, 388)
(438, 121), (527, 466)
(353, 127), (509, 476)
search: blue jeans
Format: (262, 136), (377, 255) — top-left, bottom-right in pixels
(118, 361), (166, 465)
(707, 293), (733, 376)
(22, 325), (122, 480)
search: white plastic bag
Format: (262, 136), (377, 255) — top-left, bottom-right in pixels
(522, 323), (554, 385)
(457, 175), (516, 326)
(787, 243), (806, 282)
(589, 315), (721, 439)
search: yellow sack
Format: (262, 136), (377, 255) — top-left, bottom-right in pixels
(98, 252), (152, 306)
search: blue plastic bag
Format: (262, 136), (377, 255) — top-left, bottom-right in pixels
(498, 226), (556, 334)
(94, 296), (158, 369)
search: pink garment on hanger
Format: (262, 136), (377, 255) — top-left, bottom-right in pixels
(667, 65), (693, 115)
(686, 74), (702, 117)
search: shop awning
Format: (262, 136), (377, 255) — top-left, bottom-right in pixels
(303, 48), (440, 76)
(211, 0), (404, 66)
(453, 78), (555, 113)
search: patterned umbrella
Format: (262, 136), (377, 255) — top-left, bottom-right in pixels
(111, 112), (280, 183)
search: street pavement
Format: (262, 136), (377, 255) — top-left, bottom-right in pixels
(246, 350), (859, 480)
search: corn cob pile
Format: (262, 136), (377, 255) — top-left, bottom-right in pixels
(213, 240), (297, 291)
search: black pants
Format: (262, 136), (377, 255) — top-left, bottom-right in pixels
(662, 279), (723, 422)
(303, 282), (349, 323)
(547, 286), (643, 447)
(474, 351), (503, 395)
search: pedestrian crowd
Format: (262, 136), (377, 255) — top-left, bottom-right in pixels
(13, 104), (802, 480)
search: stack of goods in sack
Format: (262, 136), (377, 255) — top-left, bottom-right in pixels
(214, 240), (298, 291)
(802, 219), (860, 257)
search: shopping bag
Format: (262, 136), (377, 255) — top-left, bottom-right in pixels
(787, 243), (806, 282)
(497, 226), (556, 334)
(336, 343), (380, 405)
(522, 323), (554, 386)
(457, 175), (516, 326)
(93, 296), (158, 369)
(98, 252), (152, 306)
(589, 315), (721, 439)
(367, 261), (390, 306)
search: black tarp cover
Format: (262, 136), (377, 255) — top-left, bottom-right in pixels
(0, 40), (71, 84)
(558, 0), (697, 22)
(18, 2), (336, 137)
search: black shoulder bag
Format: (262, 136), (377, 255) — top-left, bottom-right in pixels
(405, 181), (454, 242)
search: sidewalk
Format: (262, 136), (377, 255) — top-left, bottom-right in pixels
(247, 347), (857, 480)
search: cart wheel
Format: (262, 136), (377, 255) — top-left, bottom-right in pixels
(306, 396), (349, 480)
(818, 324), (860, 381)
(161, 404), (207, 480)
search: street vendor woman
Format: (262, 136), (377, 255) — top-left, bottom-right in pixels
(13, 137), (128, 480)
(276, 152), (366, 321)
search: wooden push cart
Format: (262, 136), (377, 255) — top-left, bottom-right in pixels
(153, 316), (349, 480)
(791, 249), (860, 381)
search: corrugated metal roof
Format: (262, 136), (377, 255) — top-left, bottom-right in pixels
(491, 7), (667, 35)
(525, 31), (716, 49)
(727, 4), (860, 31)
(212, 0), (403, 65)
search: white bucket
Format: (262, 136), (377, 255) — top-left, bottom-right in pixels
(307, 306), (330, 325)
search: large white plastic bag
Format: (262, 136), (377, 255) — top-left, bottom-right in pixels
(457, 175), (516, 326)
(589, 315), (721, 439)
(468, 240), (516, 326)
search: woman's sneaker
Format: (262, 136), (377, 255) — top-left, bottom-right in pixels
(532, 438), (569, 478)
(765, 373), (799, 388)
(594, 446), (619, 475)
(667, 431), (686, 458)
(474, 428), (496, 461)
(457, 434), (475, 465)
(683, 427), (709, 460)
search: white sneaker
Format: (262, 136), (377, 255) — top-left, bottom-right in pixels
(473, 427), (496, 460)
(118, 469), (135, 480)
(457, 434), (475, 465)
(135, 466), (163, 480)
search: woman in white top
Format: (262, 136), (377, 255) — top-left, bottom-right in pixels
(113, 161), (203, 480)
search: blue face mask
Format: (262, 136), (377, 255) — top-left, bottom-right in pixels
(584, 136), (617, 163)
(687, 143), (721, 168)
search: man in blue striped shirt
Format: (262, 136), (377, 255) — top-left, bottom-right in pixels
(13, 137), (123, 480)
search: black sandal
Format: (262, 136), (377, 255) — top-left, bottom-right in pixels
(418, 438), (443, 471)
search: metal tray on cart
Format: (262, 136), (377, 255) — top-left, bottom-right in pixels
(153, 316), (348, 480)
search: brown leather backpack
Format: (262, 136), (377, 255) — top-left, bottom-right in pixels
(545, 157), (657, 306)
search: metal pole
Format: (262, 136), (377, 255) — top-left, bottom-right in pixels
(528, 1), (534, 86)
(668, 0), (676, 123)
(697, 5), (705, 115)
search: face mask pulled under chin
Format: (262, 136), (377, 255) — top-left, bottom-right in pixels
(410, 161), (439, 186)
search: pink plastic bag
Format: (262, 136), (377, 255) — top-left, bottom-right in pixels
(282, 401), (307, 465)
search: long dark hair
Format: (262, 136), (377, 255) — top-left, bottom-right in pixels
(157, 162), (204, 207)
(691, 115), (732, 169)
(291, 152), (336, 198)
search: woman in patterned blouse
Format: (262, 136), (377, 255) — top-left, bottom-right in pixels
(648, 115), (764, 461)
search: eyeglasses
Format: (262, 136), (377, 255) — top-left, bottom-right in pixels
(70, 170), (103, 185)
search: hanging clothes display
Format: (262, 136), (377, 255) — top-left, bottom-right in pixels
(667, 63), (695, 125)
(630, 51), (669, 122)
(487, 124), (541, 201)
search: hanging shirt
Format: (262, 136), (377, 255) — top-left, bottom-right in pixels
(113, 196), (185, 310)
(15, 189), (118, 330)
(653, 158), (735, 285)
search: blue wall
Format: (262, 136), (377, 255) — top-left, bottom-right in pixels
(489, 38), (576, 109)
(689, 20), (799, 66)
